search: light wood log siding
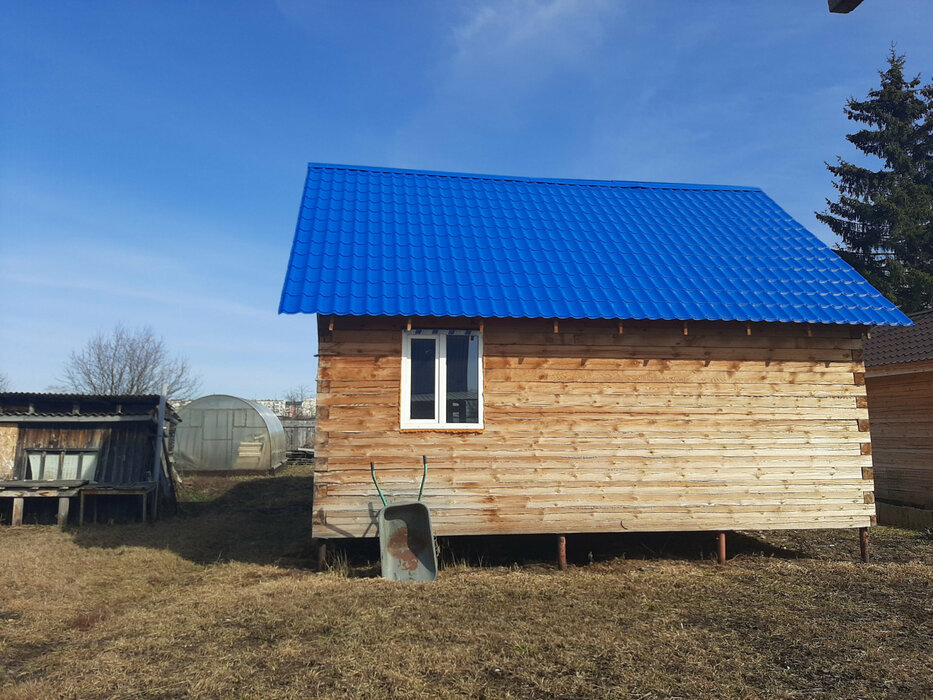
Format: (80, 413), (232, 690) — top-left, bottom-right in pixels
(865, 364), (933, 509)
(313, 316), (874, 538)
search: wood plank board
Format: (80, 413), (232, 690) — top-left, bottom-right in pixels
(865, 369), (933, 507)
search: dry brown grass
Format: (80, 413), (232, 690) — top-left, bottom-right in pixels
(2, 463), (933, 698)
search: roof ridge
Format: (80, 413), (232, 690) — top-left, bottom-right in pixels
(305, 162), (762, 193)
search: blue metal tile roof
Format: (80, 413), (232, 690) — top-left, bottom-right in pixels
(279, 163), (912, 326)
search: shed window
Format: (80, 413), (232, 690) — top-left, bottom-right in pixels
(401, 330), (483, 429)
(25, 450), (98, 481)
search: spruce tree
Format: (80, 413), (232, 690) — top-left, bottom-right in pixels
(817, 48), (933, 313)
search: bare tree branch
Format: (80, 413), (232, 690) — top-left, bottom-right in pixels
(59, 324), (202, 399)
(283, 384), (315, 417)
(283, 384), (312, 403)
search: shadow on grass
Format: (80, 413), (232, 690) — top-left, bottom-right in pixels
(67, 467), (808, 572)
(324, 529), (803, 577)
(70, 473), (320, 569)
(447, 530), (801, 566)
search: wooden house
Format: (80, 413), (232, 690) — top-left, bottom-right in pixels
(279, 164), (911, 560)
(0, 393), (178, 526)
(864, 311), (933, 528)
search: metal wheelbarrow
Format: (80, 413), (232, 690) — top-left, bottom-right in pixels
(371, 456), (438, 582)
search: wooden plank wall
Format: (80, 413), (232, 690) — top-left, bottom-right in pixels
(865, 363), (933, 509)
(313, 316), (874, 538)
(280, 417), (316, 451)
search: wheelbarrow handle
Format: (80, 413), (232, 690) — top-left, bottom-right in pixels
(419, 455), (428, 502)
(371, 462), (387, 507)
(371, 457), (427, 505)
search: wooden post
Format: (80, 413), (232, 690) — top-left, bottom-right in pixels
(152, 385), (167, 487)
(79, 491), (85, 526)
(151, 486), (159, 522)
(859, 527), (870, 563)
(315, 539), (327, 572)
(141, 492), (147, 523)
(557, 534), (567, 571)
(12, 497), (24, 527)
(717, 532), (726, 565)
(58, 497), (70, 528)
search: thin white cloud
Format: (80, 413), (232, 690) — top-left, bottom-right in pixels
(449, 0), (618, 78)
(384, 0), (623, 168)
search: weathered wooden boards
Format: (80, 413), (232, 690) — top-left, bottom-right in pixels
(313, 316), (874, 538)
(280, 417), (316, 451)
(876, 501), (933, 529)
(865, 365), (933, 509)
(78, 484), (157, 525)
(9, 423), (155, 483)
(1, 483), (86, 527)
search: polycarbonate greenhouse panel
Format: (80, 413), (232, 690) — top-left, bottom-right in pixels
(174, 395), (286, 473)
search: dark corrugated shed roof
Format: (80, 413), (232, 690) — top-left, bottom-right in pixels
(279, 163), (912, 327)
(865, 311), (933, 367)
(0, 392), (162, 403)
(0, 393), (178, 420)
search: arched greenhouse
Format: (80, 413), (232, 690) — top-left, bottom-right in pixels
(174, 395), (286, 474)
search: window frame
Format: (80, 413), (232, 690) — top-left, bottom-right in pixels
(400, 329), (484, 430)
(23, 449), (99, 481)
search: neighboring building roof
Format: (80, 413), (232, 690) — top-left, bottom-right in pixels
(829, 0), (864, 13)
(0, 393), (179, 421)
(865, 311), (933, 367)
(279, 163), (912, 327)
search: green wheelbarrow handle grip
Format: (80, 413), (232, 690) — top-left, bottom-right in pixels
(371, 462), (387, 507)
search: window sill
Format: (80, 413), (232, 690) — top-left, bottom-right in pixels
(399, 426), (485, 434)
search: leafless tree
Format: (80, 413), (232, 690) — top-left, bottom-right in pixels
(284, 384), (312, 403)
(0, 372), (9, 392)
(59, 324), (202, 399)
(284, 384), (315, 417)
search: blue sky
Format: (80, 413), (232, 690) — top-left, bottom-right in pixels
(2, 0), (932, 398)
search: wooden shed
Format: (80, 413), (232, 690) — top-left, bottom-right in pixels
(279, 164), (911, 556)
(864, 311), (933, 528)
(0, 393), (179, 526)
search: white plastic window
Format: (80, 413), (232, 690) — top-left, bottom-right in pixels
(401, 330), (483, 429)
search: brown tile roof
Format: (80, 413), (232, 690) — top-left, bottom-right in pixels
(864, 311), (933, 367)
